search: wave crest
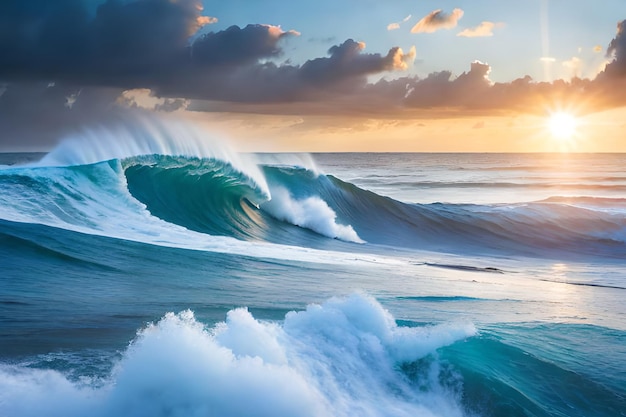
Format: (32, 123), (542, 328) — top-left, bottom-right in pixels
(37, 116), (270, 198)
(261, 186), (364, 243)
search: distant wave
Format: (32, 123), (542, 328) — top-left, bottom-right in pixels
(382, 180), (626, 191)
(396, 296), (487, 302)
(422, 263), (505, 274)
(320, 175), (626, 258)
(537, 279), (626, 291)
(538, 195), (626, 207)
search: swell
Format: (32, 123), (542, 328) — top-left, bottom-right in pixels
(539, 195), (626, 207)
(439, 324), (626, 417)
(288, 172), (626, 258)
(380, 180), (626, 192)
(0, 222), (120, 272)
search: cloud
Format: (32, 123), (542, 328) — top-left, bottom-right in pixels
(2, 1), (626, 152)
(299, 41), (415, 84)
(0, 0), (217, 83)
(604, 20), (626, 77)
(399, 61), (494, 108)
(191, 24), (299, 68)
(411, 9), (464, 34)
(119, 89), (189, 112)
(562, 56), (582, 79)
(391, 46), (417, 70)
(0, 82), (132, 150)
(197, 16), (218, 26)
(1, 0), (416, 105)
(178, 40), (417, 103)
(457, 21), (502, 38)
(65, 89), (81, 109)
(0, 28), (418, 150)
(387, 15), (411, 31)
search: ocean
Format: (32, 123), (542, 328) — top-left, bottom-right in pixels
(1, 119), (625, 417)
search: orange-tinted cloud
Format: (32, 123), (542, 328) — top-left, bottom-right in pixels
(387, 15), (411, 31)
(457, 21), (503, 38)
(411, 9), (464, 34)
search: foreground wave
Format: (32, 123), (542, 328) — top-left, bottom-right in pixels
(3, 293), (623, 417)
(0, 294), (475, 417)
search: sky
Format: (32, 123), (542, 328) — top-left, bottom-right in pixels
(1, 0), (625, 152)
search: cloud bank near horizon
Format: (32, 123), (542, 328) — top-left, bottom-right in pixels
(1, 0), (626, 149)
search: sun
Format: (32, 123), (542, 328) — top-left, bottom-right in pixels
(547, 112), (578, 140)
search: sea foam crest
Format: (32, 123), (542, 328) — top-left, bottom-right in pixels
(38, 116), (270, 198)
(261, 186), (365, 243)
(0, 294), (476, 417)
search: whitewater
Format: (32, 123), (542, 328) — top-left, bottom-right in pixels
(1, 118), (625, 417)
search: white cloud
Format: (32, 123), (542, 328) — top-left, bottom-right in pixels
(457, 21), (503, 38)
(387, 15), (412, 31)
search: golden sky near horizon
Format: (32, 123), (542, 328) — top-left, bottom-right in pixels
(185, 106), (626, 153)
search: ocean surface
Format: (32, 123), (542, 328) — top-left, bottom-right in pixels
(1, 119), (625, 417)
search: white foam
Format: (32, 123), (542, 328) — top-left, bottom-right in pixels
(0, 294), (476, 417)
(261, 186), (365, 243)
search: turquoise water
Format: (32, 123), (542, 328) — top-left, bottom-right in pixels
(1, 120), (625, 416)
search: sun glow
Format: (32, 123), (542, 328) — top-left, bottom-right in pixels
(548, 112), (578, 140)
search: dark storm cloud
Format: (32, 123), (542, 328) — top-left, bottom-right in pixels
(0, 0), (412, 99)
(0, 0), (302, 90)
(0, 0), (416, 150)
(156, 40), (415, 103)
(0, 82), (132, 150)
(0, 0), (213, 85)
(192, 24), (299, 67)
(300, 40), (413, 84)
(603, 20), (626, 77)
